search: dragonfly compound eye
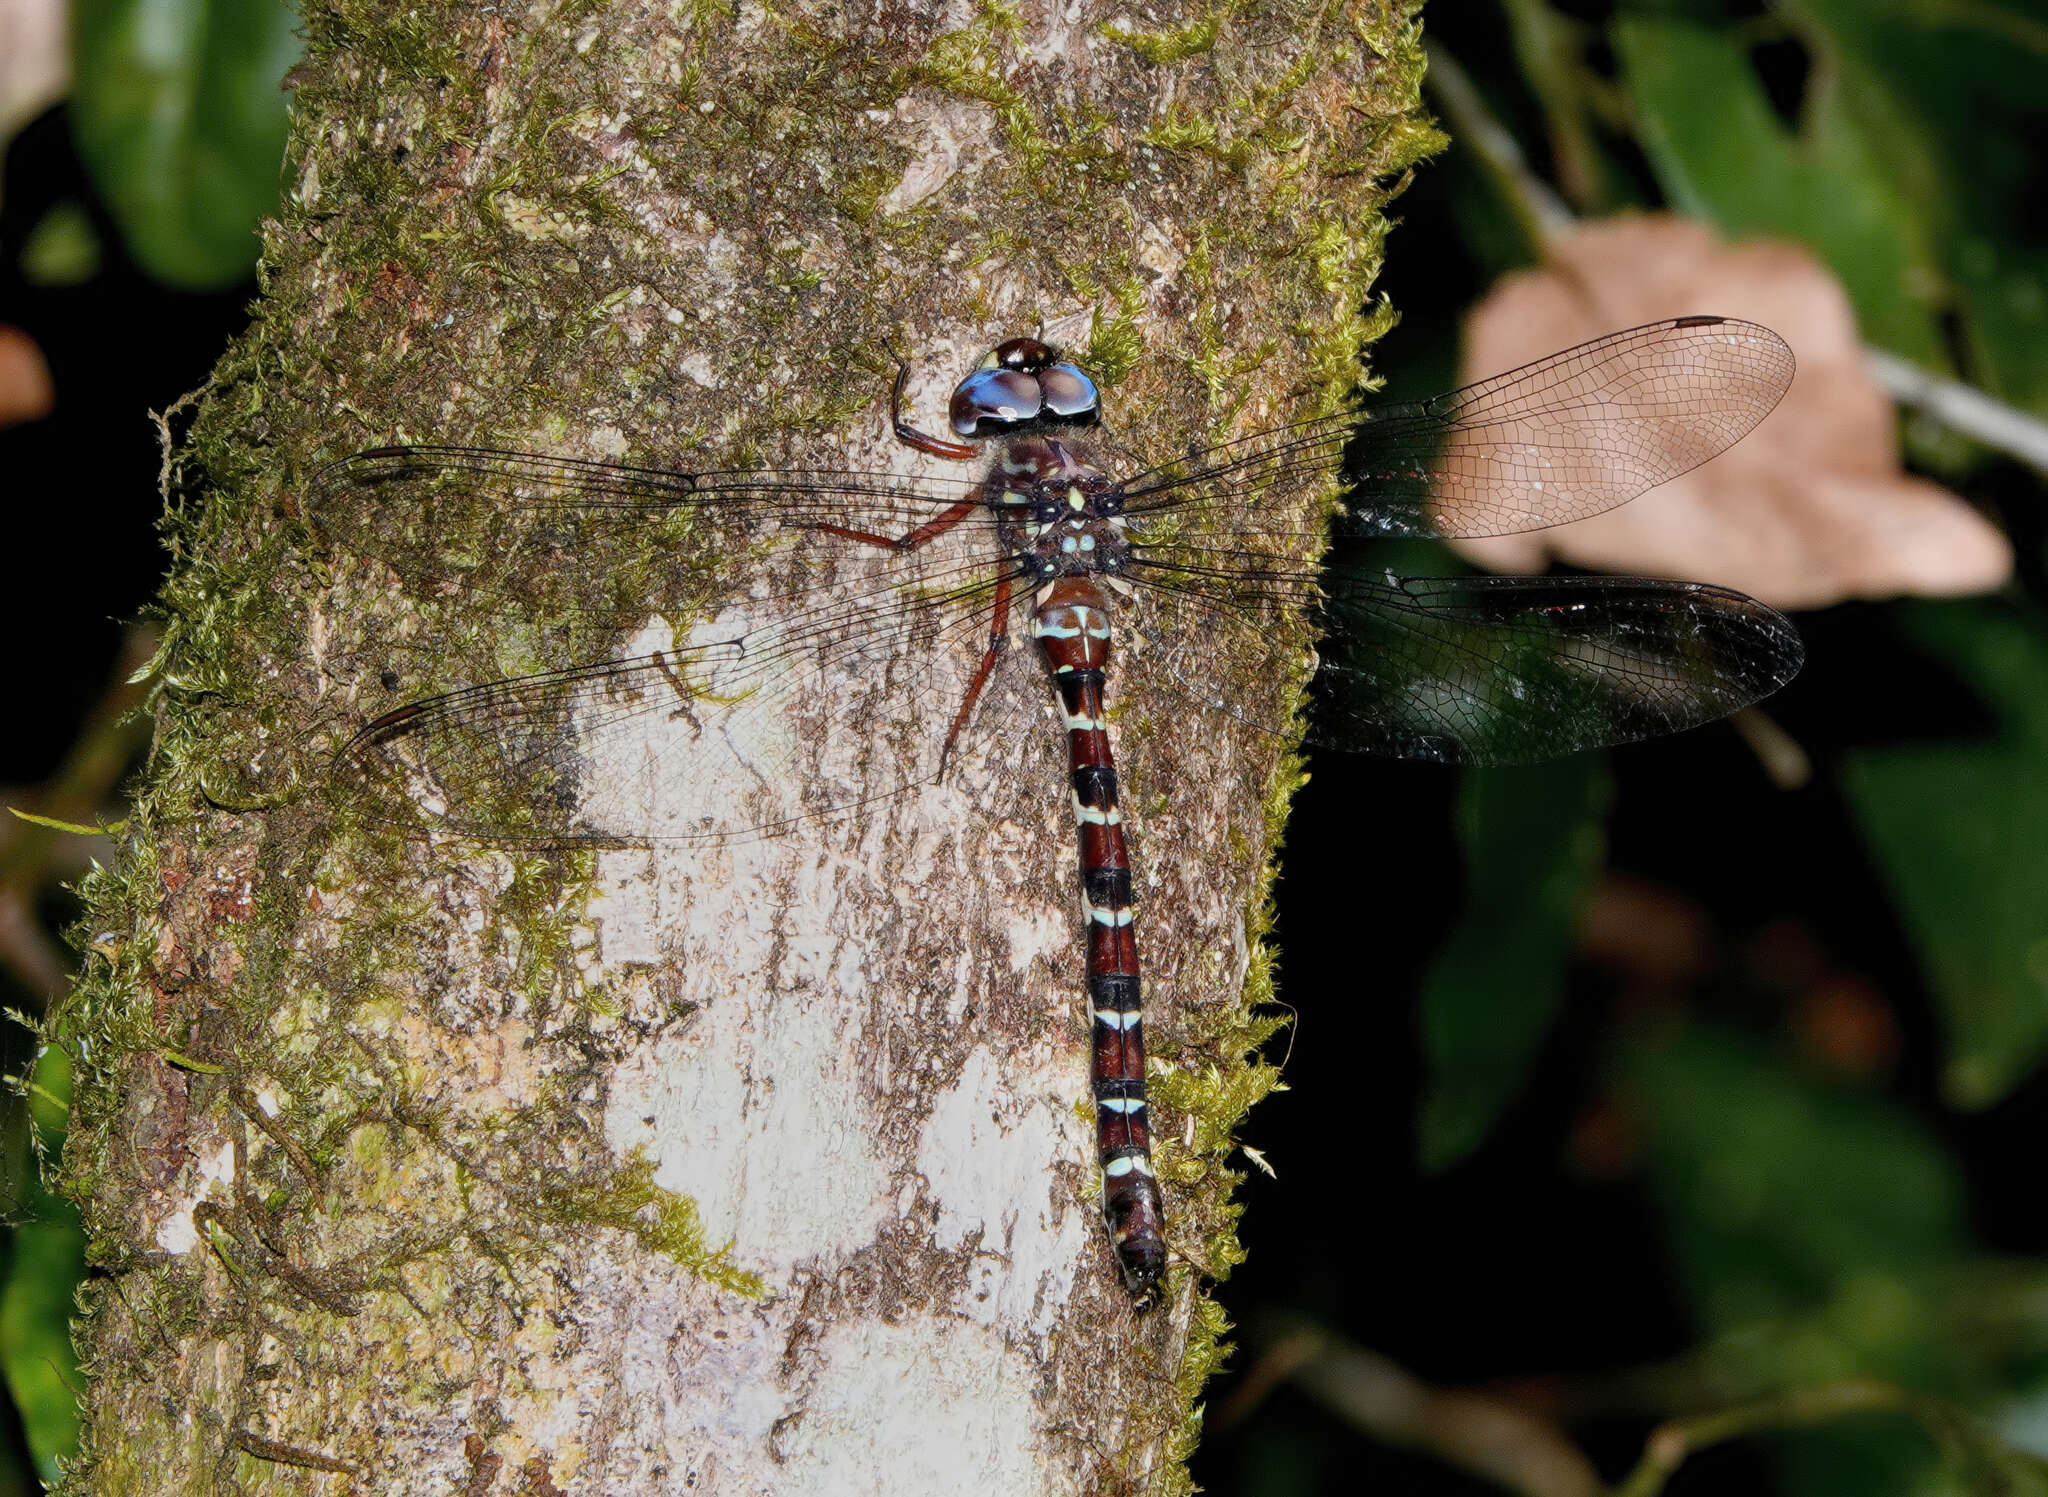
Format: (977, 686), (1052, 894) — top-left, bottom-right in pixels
(949, 356), (1100, 437)
(950, 367), (1041, 436)
(1037, 364), (1100, 426)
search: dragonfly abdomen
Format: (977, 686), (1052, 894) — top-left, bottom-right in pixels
(1031, 577), (1166, 1299)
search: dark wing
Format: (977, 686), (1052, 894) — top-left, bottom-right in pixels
(334, 537), (1028, 844)
(1118, 317), (1795, 541)
(1303, 569), (1803, 764)
(305, 444), (988, 623)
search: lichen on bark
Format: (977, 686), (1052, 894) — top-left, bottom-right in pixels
(54, 0), (1439, 1489)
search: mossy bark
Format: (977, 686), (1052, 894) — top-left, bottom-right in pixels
(56, 0), (1437, 1490)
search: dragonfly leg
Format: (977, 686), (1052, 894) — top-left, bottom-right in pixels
(814, 498), (978, 551)
(890, 350), (979, 460)
(938, 568), (1016, 772)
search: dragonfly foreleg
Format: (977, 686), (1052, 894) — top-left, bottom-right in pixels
(889, 350), (980, 461)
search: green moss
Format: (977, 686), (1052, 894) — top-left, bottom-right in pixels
(532, 1152), (764, 1298)
(1140, 0), (1438, 1483)
(895, 0), (1035, 166)
(1100, 12), (1223, 64)
(1167, 1291), (1236, 1478)
(1081, 292), (1147, 389)
(1136, 106), (1240, 164)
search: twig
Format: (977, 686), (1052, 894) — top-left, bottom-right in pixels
(1422, 38), (1573, 249)
(0, 622), (156, 1004)
(1607, 1379), (2034, 1497)
(230, 1430), (356, 1473)
(1206, 1324), (1328, 1430)
(1218, 1323), (1601, 1497)
(0, 895), (65, 1001)
(1865, 347), (2048, 479)
(1729, 706), (1811, 791)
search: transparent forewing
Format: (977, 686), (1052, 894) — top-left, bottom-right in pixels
(306, 444), (988, 622)
(1116, 318), (1795, 541)
(1306, 569), (1804, 764)
(335, 539), (1024, 843)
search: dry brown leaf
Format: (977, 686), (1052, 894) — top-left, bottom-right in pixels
(1453, 214), (2013, 608)
(0, 324), (54, 428)
(0, 0), (68, 146)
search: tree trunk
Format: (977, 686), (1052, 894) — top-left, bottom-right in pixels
(58, 0), (1434, 1489)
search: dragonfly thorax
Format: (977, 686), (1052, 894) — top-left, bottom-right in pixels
(989, 434), (1134, 583)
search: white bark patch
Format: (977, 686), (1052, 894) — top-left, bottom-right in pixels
(468, 1242), (799, 1485)
(876, 99), (996, 216)
(477, 1250), (1066, 1491)
(152, 1138), (237, 1255)
(916, 1046), (1090, 1334)
(1020, 0), (1090, 66)
(773, 1316), (1051, 1495)
(600, 841), (896, 1278)
(1002, 901), (1071, 974)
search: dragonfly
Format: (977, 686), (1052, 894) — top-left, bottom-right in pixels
(311, 317), (1803, 1305)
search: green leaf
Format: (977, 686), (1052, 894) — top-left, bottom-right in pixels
(69, 0), (302, 289)
(0, 1048), (80, 1482)
(1628, 1024), (1966, 1334)
(1783, 0), (2048, 412)
(1416, 754), (1610, 1172)
(1612, 15), (1947, 366)
(5, 807), (127, 837)
(0, 1219), (82, 1482)
(1841, 601), (2048, 1109)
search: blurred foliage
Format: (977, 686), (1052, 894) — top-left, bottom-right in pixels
(1418, 755), (1611, 1171)
(1840, 601), (2048, 1110)
(1210, 0), (2048, 1494)
(68, 0), (301, 289)
(16, 204), (99, 290)
(1629, 1025), (1965, 1344)
(1613, 13), (1946, 366)
(1512, 0), (2048, 410)
(1624, 1023), (1995, 1495)
(0, 1051), (80, 1485)
(1403, 0), (2048, 1206)
(1786, 0), (2048, 410)
(1585, 0), (2048, 1113)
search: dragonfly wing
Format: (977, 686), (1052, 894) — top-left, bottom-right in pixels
(334, 544), (1023, 844)
(306, 444), (984, 623)
(1117, 318), (1795, 541)
(1308, 567), (1803, 764)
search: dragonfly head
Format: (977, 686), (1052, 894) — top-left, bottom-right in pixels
(949, 336), (1101, 439)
